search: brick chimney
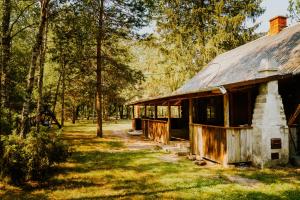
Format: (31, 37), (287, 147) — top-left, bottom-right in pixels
(269, 16), (287, 35)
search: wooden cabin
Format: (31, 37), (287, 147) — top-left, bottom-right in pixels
(130, 16), (300, 167)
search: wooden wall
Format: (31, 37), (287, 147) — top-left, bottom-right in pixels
(190, 124), (253, 164)
(226, 128), (252, 163)
(144, 119), (169, 144)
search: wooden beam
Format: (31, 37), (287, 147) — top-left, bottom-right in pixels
(144, 105), (147, 118)
(288, 104), (300, 126)
(154, 105), (158, 119)
(167, 102), (171, 144)
(137, 105), (140, 118)
(189, 98), (193, 124)
(132, 105), (135, 119)
(224, 93), (230, 127)
(189, 98), (194, 155)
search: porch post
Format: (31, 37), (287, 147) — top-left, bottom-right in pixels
(154, 105), (158, 119)
(137, 105), (140, 118)
(223, 93), (230, 166)
(144, 105), (147, 118)
(167, 102), (171, 144)
(132, 105), (135, 130)
(223, 93), (230, 127)
(132, 105), (135, 119)
(189, 98), (194, 155)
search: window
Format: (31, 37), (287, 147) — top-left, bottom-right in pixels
(193, 96), (224, 126)
(171, 106), (181, 118)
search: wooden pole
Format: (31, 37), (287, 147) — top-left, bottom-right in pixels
(189, 98), (194, 155)
(144, 105), (147, 118)
(167, 102), (171, 144)
(132, 105), (135, 119)
(137, 105), (140, 118)
(224, 93), (230, 127)
(132, 105), (135, 130)
(154, 105), (158, 119)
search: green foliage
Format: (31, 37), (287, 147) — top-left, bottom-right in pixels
(0, 108), (14, 134)
(289, 0), (300, 21)
(133, 0), (265, 95)
(0, 130), (70, 185)
(0, 133), (27, 184)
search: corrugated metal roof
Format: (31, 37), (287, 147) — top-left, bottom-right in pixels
(130, 23), (300, 105)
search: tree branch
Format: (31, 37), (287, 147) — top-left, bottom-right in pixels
(9, 1), (37, 35)
(11, 23), (37, 39)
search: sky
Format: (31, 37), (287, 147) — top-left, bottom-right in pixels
(256, 0), (291, 33)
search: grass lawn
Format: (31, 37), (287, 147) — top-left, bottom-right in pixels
(1, 120), (300, 199)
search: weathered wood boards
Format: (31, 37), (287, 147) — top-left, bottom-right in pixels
(143, 119), (168, 144)
(191, 124), (253, 164)
(226, 128), (252, 163)
(288, 104), (300, 126)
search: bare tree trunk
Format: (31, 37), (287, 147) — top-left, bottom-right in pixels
(93, 93), (96, 123)
(52, 73), (61, 113)
(96, 0), (104, 137)
(0, 0), (12, 134)
(119, 105), (123, 119)
(20, 0), (50, 137)
(36, 15), (48, 132)
(61, 61), (65, 127)
(72, 106), (76, 124)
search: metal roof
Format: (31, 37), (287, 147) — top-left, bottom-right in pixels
(131, 23), (300, 105)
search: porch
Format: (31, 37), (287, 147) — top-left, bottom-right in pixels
(131, 85), (259, 165)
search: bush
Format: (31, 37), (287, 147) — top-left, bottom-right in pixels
(0, 130), (70, 184)
(0, 108), (14, 134)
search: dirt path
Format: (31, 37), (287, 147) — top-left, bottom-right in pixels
(109, 130), (159, 151)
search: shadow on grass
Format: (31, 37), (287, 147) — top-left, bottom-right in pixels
(63, 186), (286, 200)
(0, 190), (48, 200)
(232, 168), (300, 184)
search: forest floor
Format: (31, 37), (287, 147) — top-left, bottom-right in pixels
(1, 120), (300, 199)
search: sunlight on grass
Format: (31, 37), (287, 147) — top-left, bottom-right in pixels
(1, 120), (300, 199)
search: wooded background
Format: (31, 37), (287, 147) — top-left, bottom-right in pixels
(0, 0), (298, 136)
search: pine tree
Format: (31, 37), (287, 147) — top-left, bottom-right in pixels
(289, 0), (300, 21)
(154, 0), (264, 90)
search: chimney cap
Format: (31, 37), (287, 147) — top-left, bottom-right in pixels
(269, 15), (287, 22)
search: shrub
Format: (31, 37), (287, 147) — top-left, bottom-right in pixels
(0, 108), (14, 134)
(0, 134), (28, 184)
(0, 130), (70, 184)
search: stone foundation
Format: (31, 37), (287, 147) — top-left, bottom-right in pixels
(252, 80), (289, 167)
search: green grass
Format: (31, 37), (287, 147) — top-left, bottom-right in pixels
(1, 120), (300, 199)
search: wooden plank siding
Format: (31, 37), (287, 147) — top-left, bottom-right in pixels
(190, 124), (253, 164)
(142, 119), (169, 144)
(226, 128), (252, 163)
(202, 126), (227, 164)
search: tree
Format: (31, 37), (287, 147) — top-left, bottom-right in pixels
(20, 0), (50, 136)
(289, 0), (300, 21)
(151, 0), (264, 91)
(1, 0), (38, 134)
(74, 0), (154, 137)
(0, 0), (12, 134)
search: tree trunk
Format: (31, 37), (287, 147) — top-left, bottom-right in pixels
(20, 0), (50, 136)
(0, 0), (12, 133)
(61, 61), (65, 127)
(119, 105), (123, 119)
(36, 15), (48, 133)
(96, 0), (104, 137)
(52, 72), (61, 114)
(72, 106), (76, 124)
